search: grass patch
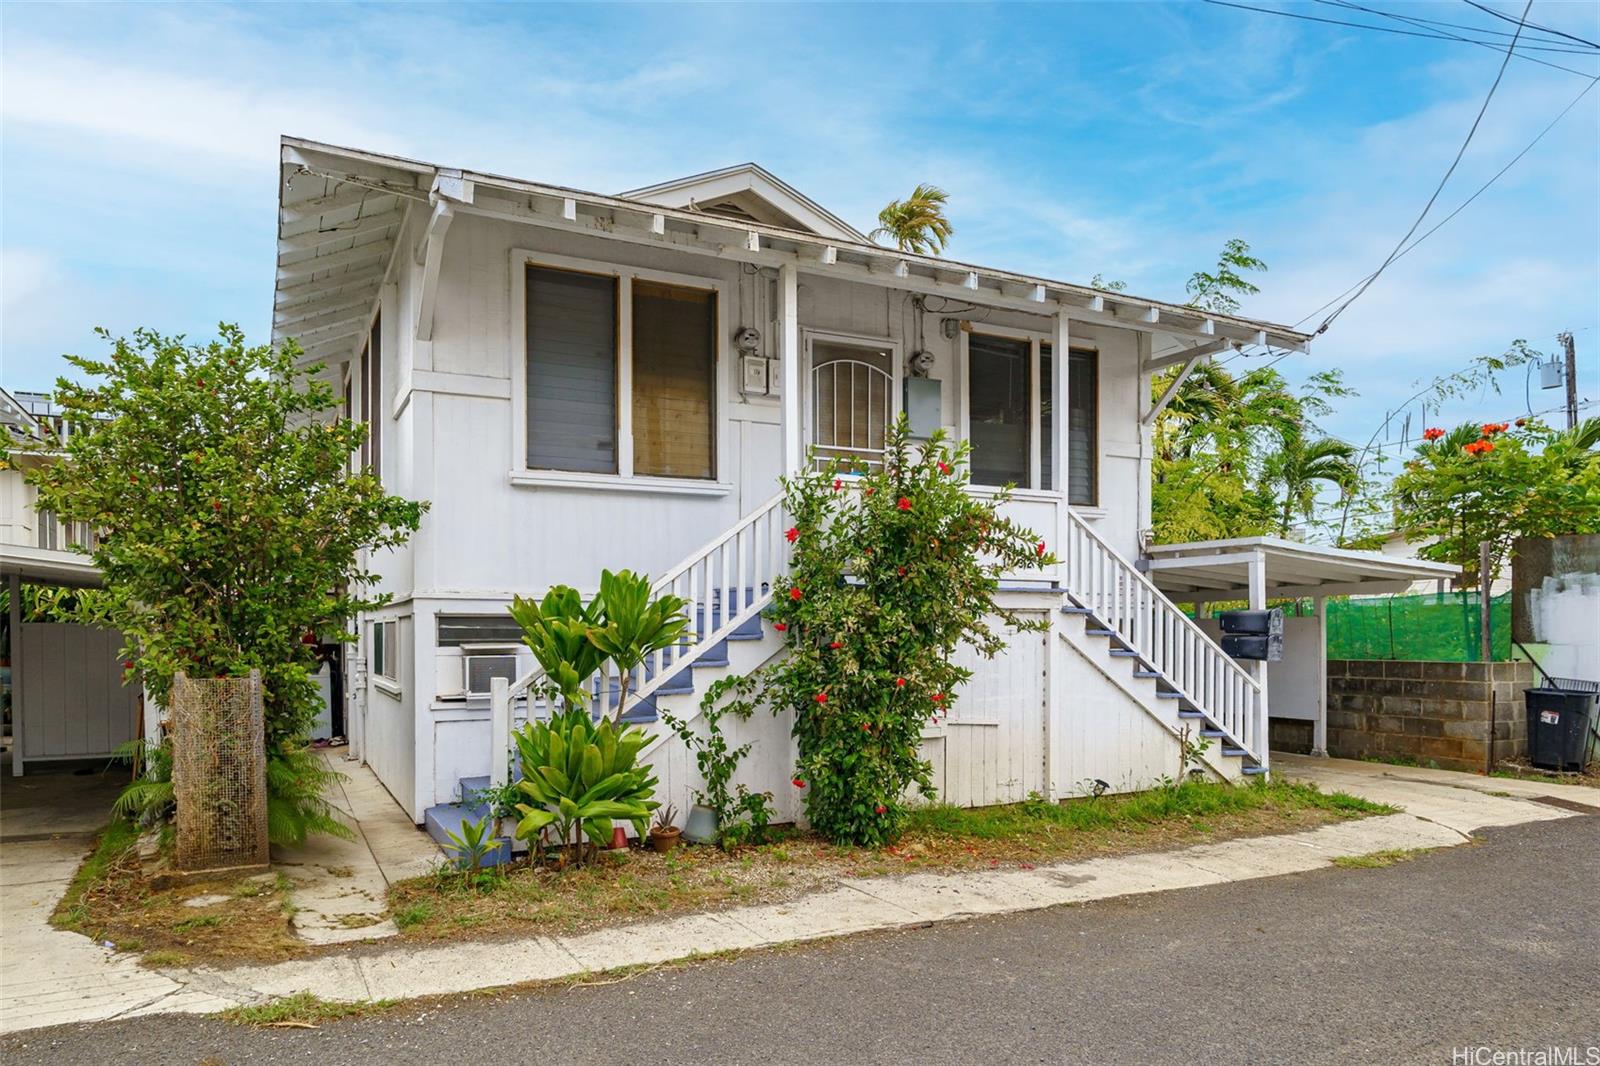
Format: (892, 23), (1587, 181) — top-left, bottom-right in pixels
(1332, 847), (1435, 869)
(51, 819), (141, 933)
(389, 777), (1392, 943)
(1360, 753), (1438, 769)
(49, 822), (304, 966)
(1490, 764), (1599, 789)
(219, 992), (398, 1028)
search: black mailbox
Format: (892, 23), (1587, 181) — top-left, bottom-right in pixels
(1219, 608), (1283, 662)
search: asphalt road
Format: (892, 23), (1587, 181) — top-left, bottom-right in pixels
(7, 815), (1598, 1066)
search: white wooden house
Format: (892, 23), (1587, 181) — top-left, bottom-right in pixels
(268, 137), (1450, 839)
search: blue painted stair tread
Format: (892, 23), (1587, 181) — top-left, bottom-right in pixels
(424, 801), (514, 867)
(1241, 765), (1269, 775)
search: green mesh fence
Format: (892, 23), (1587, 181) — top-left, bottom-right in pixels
(1325, 591), (1511, 662)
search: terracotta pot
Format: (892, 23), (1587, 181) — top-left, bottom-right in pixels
(648, 826), (682, 854)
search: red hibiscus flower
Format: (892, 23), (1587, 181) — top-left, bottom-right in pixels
(1422, 427), (1444, 441)
(829, 641), (843, 649)
(212, 501), (222, 511)
(122, 660), (135, 670)
(792, 778), (805, 788)
(815, 692), (828, 704)
(875, 805), (887, 815)
(774, 622), (788, 632)
(790, 586), (803, 601)
(897, 496), (912, 511)
(785, 526), (799, 543)
(861, 723), (871, 732)
(1035, 541), (1046, 557)
(895, 677), (907, 687)
(897, 566), (906, 576)
(932, 692), (945, 703)
(864, 487), (874, 496)
(832, 479), (843, 491)
(938, 461), (951, 475)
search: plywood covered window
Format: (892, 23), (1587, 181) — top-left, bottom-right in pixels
(632, 280), (716, 479)
(525, 265), (619, 474)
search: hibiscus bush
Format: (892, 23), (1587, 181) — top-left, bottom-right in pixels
(756, 417), (1052, 847)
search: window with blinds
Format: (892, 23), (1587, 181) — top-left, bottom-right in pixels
(967, 333), (1032, 487)
(632, 280), (716, 479)
(526, 265), (619, 473)
(1066, 348), (1098, 506)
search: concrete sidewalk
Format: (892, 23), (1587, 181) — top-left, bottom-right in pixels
(3, 755), (1593, 1035)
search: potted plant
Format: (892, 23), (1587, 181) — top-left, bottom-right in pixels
(648, 804), (682, 853)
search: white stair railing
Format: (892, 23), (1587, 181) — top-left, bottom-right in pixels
(1060, 510), (1266, 765)
(490, 493), (788, 787)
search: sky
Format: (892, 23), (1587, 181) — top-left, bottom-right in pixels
(2, 0), (1597, 457)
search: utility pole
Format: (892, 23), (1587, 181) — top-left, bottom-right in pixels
(1557, 330), (1577, 429)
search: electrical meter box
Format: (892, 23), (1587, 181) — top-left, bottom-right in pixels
(903, 377), (942, 439)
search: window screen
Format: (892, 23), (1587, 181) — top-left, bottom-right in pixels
(437, 614), (526, 648)
(526, 266), (618, 473)
(1067, 349), (1098, 506)
(632, 280), (716, 479)
(967, 333), (1031, 487)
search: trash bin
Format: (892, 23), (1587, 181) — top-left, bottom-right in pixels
(1524, 678), (1599, 773)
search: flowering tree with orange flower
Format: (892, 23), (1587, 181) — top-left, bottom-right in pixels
(1392, 417), (1600, 587)
(720, 416), (1051, 847)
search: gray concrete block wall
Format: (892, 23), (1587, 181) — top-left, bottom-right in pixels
(1325, 659), (1534, 772)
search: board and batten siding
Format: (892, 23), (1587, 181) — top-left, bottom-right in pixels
(18, 623), (139, 761)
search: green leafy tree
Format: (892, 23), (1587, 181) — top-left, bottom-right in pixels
(746, 418), (1050, 847)
(508, 585), (607, 708)
(5, 326), (425, 845)
(585, 569), (689, 724)
(1391, 417), (1600, 587)
(869, 183), (954, 255)
(1185, 238), (1268, 315)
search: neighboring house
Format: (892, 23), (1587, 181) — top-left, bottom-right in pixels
(0, 388), (138, 776)
(1377, 529), (1503, 595)
(268, 137), (1446, 837)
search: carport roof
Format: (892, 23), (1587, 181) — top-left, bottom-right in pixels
(0, 545), (102, 589)
(1142, 537), (1460, 601)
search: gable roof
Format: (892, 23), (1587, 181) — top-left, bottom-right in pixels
(619, 164), (867, 243)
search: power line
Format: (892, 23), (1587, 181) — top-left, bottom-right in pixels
(1287, 72), (1600, 331)
(1201, 0), (1599, 77)
(1314, 0), (1534, 336)
(1319, 0), (1592, 48)
(1460, 0), (1600, 50)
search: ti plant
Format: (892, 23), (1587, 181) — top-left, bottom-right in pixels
(586, 569), (690, 724)
(441, 815), (501, 887)
(509, 585), (607, 709)
(511, 707), (659, 866)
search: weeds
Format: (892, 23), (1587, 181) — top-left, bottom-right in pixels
(219, 992), (398, 1028)
(1332, 847), (1436, 869)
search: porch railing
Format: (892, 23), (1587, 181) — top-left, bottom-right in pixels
(1059, 508), (1267, 765)
(489, 492), (789, 787)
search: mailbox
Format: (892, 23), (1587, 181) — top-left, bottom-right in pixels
(1219, 608), (1283, 662)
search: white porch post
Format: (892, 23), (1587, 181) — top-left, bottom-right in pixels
(1313, 594), (1329, 756)
(8, 572), (21, 777)
(1052, 311), (1071, 587)
(778, 262), (802, 477)
(1248, 550), (1269, 771)
(490, 676), (511, 789)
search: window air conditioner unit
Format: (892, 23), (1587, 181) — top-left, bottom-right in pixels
(464, 651), (520, 698)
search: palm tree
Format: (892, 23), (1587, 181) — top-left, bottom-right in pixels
(1270, 434), (1359, 536)
(869, 184), (953, 255)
